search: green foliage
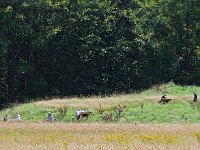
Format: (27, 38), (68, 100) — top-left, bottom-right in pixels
(0, 0), (200, 107)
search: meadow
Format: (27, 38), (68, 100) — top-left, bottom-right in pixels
(1, 82), (200, 123)
(0, 82), (200, 149)
(0, 122), (200, 150)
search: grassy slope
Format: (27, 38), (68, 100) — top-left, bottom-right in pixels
(1, 82), (200, 123)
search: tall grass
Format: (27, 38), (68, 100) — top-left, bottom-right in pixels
(0, 122), (199, 150)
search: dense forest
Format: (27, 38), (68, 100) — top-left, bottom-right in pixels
(0, 0), (200, 107)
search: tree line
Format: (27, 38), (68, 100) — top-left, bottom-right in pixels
(0, 0), (200, 107)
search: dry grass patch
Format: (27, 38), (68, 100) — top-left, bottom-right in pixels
(35, 94), (194, 110)
(35, 94), (195, 109)
(35, 94), (134, 109)
(0, 122), (199, 150)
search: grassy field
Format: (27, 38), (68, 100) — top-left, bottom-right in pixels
(1, 82), (200, 123)
(0, 82), (200, 149)
(0, 122), (200, 150)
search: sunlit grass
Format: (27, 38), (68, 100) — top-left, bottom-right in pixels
(0, 122), (199, 150)
(1, 82), (200, 123)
